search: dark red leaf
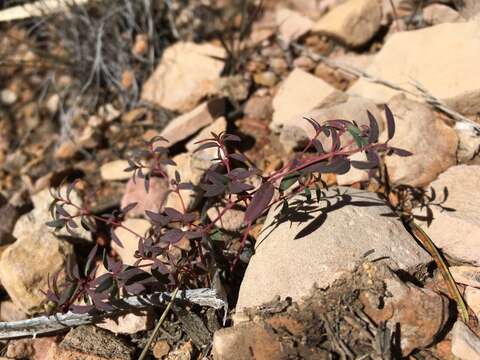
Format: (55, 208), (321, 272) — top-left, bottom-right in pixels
(390, 147), (413, 157)
(244, 182), (274, 224)
(111, 229), (123, 248)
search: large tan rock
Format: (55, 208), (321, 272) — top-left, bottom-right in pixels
(236, 187), (430, 310)
(270, 68), (337, 136)
(383, 96), (458, 187)
(0, 232), (73, 313)
(454, 0), (480, 19)
(100, 160), (131, 181)
(313, 0), (383, 47)
(185, 116), (227, 161)
(141, 42), (225, 112)
(413, 165), (480, 265)
(423, 4), (464, 25)
(348, 20), (480, 116)
(160, 98), (225, 146)
(450, 265), (480, 288)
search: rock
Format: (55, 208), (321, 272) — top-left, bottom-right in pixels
(0, 89), (17, 105)
(13, 187), (90, 241)
(153, 340), (170, 359)
(269, 57), (288, 74)
(451, 320), (480, 360)
(360, 264), (450, 356)
(185, 116), (227, 161)
(0, 194), (19, 234)
(121, 177), (169, 218)
(141, 42), (225, 112)
(6, 339), (35, 359)
(292, 56), (315, 71)
(313, 0), (383, 47)
(382, 0), (417, 24)
(164, 153), (211, 212)
(59, 325), (133, 360)
(383, 96), (458, 187)
(276, 8), (313, 44)
(97, 310), (152, 334)
(207, 204), (245, 232)
(55, 140), (77, 160)
(253, 71), (278, 87)
(348, 20), (480, 116)
(330, 52), (374, 72)
(0, 231), (73, 313)
(465, 286), (480, 319)
(212, 322), (283, 360)
(455, 122), (480, 164)
(270, 68), (337, 136)
(450, 265), (480, 287)
(277, 92), (383, 153)
(236, 187), (430, 310)
(112, 218), (151, 265)
(160, 98), (225, 146)
(0, 300), (26, 321)
(100, 160), (131, 181)
(454, 0), (480, 19)
(423, 4), (464, 25)
(243, 95), (273, 120)
(413, 165), (480, 265)
(217, 75), (250, 102)
(166, 341), (193, 360)
(336, 152), (369, 185)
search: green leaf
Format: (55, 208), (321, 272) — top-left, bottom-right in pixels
(347, 124), (368, 148)
(279, 172), (300, 191)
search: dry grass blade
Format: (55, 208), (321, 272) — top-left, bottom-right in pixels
(408, 220), (469, 322)
(138, 283), (181, 360)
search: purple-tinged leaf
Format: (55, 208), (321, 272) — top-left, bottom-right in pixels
(178, 182), (194, 190)
(350, 160), (377, 170)
(390, 147), (413, 157)
(367, 110), (379, 143)
(229, 181), (254, 194)
(244, 182), (274, 224)
(70, 304), (95, 314)
(224, 134), (241, 142)
(111, 229), (123, 248)
(279, 172), (300, 191)
(161, 229), (184, 244)
(229, 153), (248, 163)
(165, 207), (184, 222)
(125, 283), (145, 295)
(384, 105), (395, 140)
(304, 117), (321, 133)
(312, 139), (325, 154)
(160, 158), (177, 166)
(95, 275), (114, 293)
(66, 180), (79, 202)
(84, 245), (98, 277)
(302, 157), (351, 175)
(121, 202), (138, 214)
(194, 142), (218, 153)
(67, 220), (79, 229)
(185, 230), (202, 239)
(145, 210), (169, 225)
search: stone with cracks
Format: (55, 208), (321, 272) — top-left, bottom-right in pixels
(141, 42), (225, 112)
(276, 8), (313, 45)
(237, 187), (430, 310)
(451, 320), (480, 360)
(348, 20), (480, 116)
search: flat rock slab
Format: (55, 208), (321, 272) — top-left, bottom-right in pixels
(348, 20), (480, 116)
(236, 187), (430, 310)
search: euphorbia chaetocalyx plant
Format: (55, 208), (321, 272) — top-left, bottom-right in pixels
(45, 106), (411, 313)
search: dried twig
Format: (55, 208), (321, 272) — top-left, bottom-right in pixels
(0, 288), (226, 340)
